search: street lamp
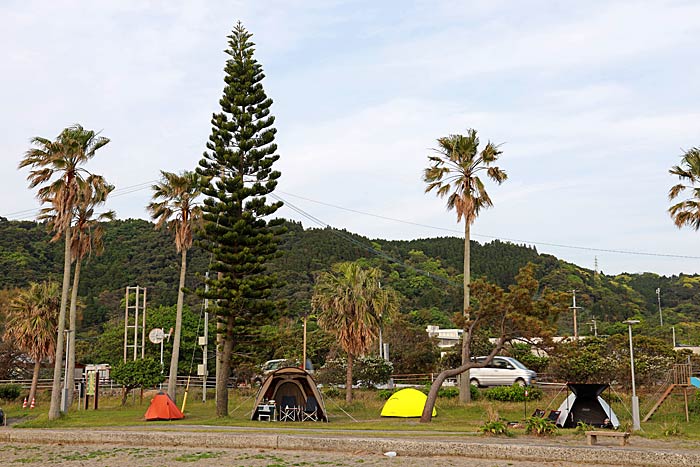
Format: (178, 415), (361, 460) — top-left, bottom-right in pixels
(623, 319), (641, 430)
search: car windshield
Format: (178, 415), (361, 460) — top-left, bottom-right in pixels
(508, 358), (529, 370)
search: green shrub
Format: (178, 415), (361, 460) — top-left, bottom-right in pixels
(438, 387), (460, 399)
(480, 420), (511, 436)
(377, 389), (396, 400)
(575, 421), (594, 434)
(354, 356), (393, 388)
(421, 383), (479, 400)
(323, 387), (341, 398)
(661, 421), (682, 437)
(525, 416), (557, 436)
(484, 384), (542, 402)
(0, 384), (22, 401)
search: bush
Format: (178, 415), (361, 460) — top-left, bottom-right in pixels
(525, 416), (557, 436)
(354, 356), (393, 388)
(575, 421), (594, 434)
(323, 387), (341, 398)
(377, 389), (396, 400)
(316, 356), (393, 388)
(480, 419), (511, 436)
(0, 384), (22, 401)
(438, 387), (460, 399)
(484, 384), (542, 402)
(421, 383), (479, 400)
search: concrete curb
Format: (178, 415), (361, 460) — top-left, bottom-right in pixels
(2, 429), (700, 466)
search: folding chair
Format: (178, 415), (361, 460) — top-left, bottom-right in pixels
(302, 396), (319, 422)
(279, 396), (298, 422)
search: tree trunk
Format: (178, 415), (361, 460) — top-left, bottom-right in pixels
(216, 314), (234, 417)
(49, 228), (72, 420)
(345, 354), (354, 403)
(167, 248), (187, 401)
(421, 338), (506, 423)
(28, 359), (41, 405)
(459, 221), (471, 403)
(66, 258), (82, 408)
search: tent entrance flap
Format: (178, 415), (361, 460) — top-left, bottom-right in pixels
(555, 383), (619, 429)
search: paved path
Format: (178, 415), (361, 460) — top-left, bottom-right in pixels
(2, 426), (700, 466)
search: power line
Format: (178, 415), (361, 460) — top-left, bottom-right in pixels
(2, 180), (157, 220)
(277, 190), (700, 260)
(270, 192), (464, 288)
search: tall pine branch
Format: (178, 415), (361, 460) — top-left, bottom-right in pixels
(197, 21), (284, 417)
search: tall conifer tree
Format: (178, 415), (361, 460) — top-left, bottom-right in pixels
(197, 21), (284, 417)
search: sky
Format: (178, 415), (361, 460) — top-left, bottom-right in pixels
(2, 0), (699, 277)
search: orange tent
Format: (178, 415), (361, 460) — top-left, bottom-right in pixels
(144, 392), (184, 421)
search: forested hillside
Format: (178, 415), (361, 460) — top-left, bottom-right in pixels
(2, 216), (700, 345)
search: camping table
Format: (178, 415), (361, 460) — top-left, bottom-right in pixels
(257, 403), (276, 421)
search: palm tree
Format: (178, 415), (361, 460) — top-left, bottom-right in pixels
(148, 170), (202, 401)
(18, 124), (110, 419)
(64, 179), (114, 406)
(669, 147), (700, 229)
(312, 262), (399, 403)
(423, 128), (507, 403)
(4, 282), (60, 405)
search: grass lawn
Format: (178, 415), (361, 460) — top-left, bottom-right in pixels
(5, 386), (700, 441)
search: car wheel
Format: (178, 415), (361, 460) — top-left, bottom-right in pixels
(470, 378), (480, 387)
(515, 378), (526, 387)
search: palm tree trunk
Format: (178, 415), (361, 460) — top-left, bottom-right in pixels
(459, 221), (472, 403)
(66, 258), (82, 408)
(167, 248), (187, 401)
(49, 228), (72, 420)
(28, 359), (41, 405)
(216, 314), (234, 417)
(345, 354), (354, 403)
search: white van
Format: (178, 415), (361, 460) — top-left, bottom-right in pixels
(469, 356), (536, 387)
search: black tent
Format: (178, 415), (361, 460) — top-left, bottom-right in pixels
(555, 383), (619, 429)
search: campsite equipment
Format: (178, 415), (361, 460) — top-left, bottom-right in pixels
(380, 387), (437, 418)
(144, 392), (184, 421)
(29, 397), (35, 409)
(555, 383), (619, 428)
(251, 367), (327, 421)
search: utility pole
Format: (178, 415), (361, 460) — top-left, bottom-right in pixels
(589, 319), (598, 337)
(302, 312), (307, 372)
(378, 281), (383, 359)
(202, 272), (209, 403)
(656, 287), (663, 326)
(570, 290), (582, 340)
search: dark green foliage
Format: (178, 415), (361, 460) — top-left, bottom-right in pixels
(80, 305), (210, 371)
(525, 416), (557, 436)
(421, 383), (478, 400)
(437, 387), (460, 399)
(315, 356), (393, 388)
(322, 386), (341, 398)
(484, 384), (543, 402)
(110, 357), (165, 405)
(377, 389), (395, 400)
(480, 419), (511, 436)
(354, 356), (394, 388)
(196, 22), (284, 388)
(0, 383), (22, 401)
(546, 335), (675, 387)
(505, 343), (549, 373)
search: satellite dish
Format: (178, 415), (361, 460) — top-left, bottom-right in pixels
(149, 328), (165, 344)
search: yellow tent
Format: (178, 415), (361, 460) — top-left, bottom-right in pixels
(380, 388), (437, 418)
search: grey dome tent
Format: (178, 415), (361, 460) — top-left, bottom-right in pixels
(555, 383), (619, 429)
(251, 367), (328, 422)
